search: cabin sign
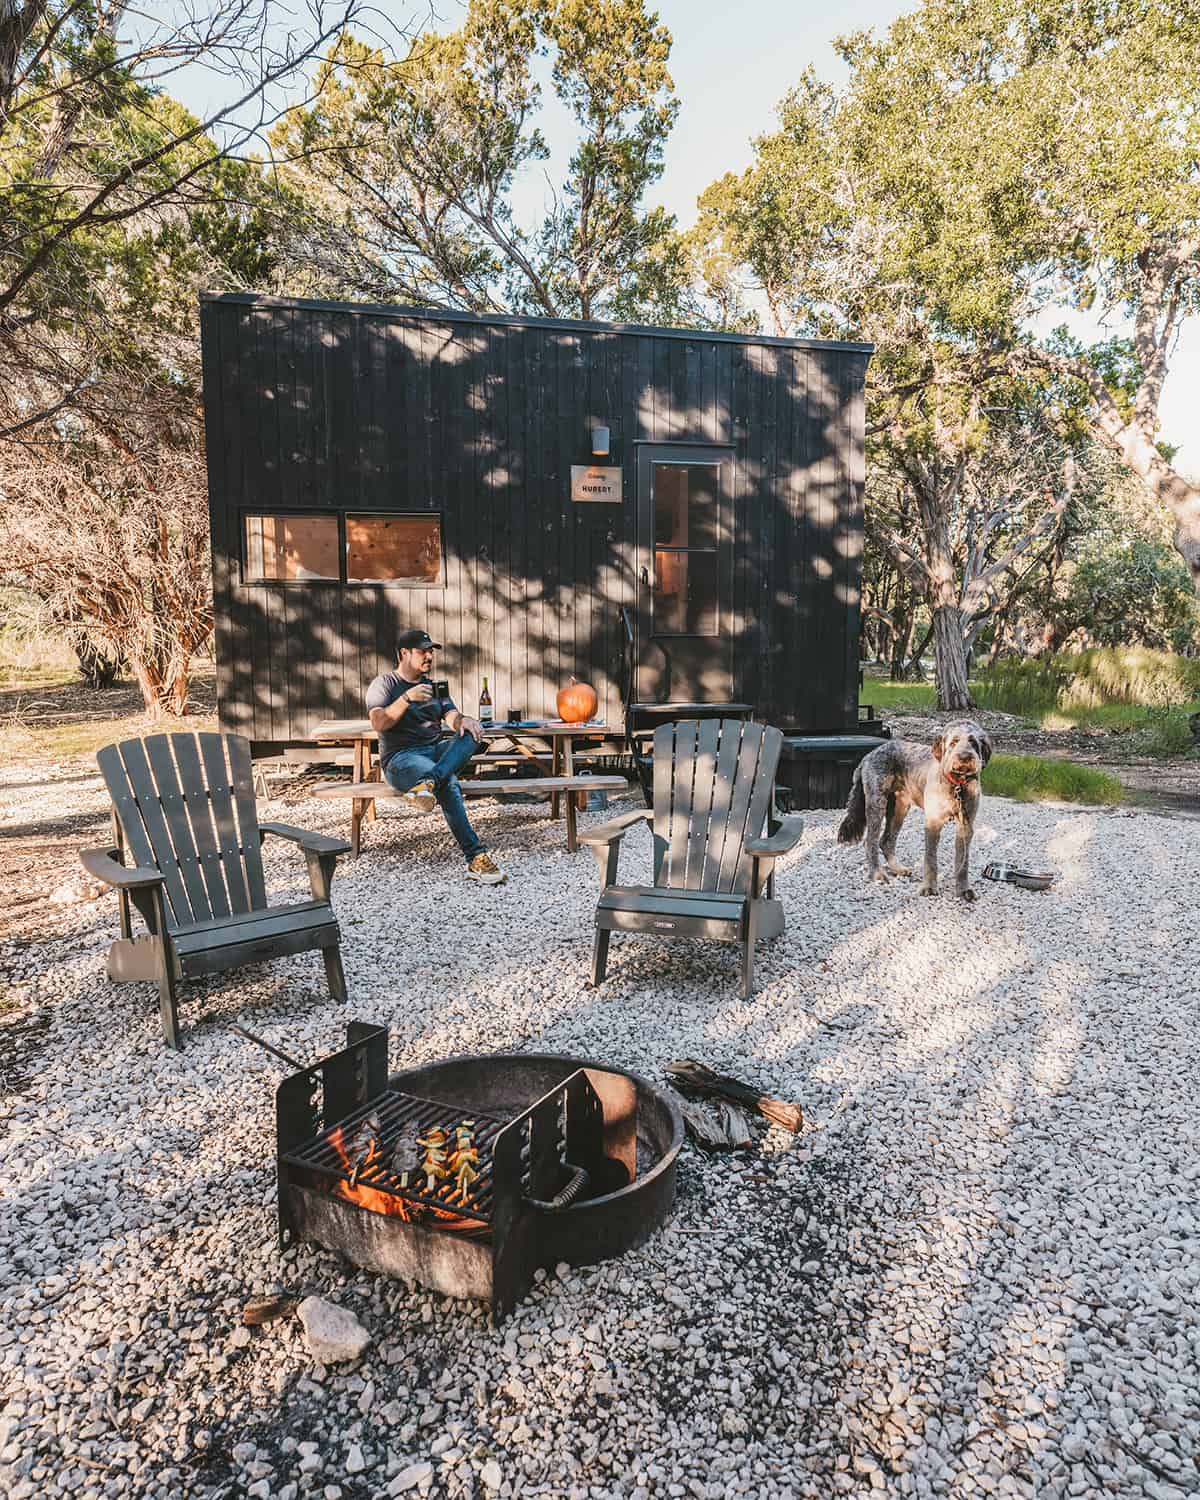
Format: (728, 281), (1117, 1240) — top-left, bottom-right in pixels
(571, 465), (622, 502)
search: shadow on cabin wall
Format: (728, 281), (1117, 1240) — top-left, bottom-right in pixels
(202, 297), (868, 751)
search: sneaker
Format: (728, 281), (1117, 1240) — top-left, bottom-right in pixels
(467, 853), (506, 885)
(402, 780), (436, 813)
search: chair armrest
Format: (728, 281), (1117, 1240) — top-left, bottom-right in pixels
(79, 846), (165, 890)
(578, 809), (651, 847)
(745, 814), (805, 859)
(259, 822), (353, 857)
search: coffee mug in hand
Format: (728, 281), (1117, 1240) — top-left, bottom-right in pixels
(433, 679), (450, 702)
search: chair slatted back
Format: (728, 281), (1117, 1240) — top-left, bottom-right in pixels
(97, 733), (267, 930)
(651, 720), (782, 894)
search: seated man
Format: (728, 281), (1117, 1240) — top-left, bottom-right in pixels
(366, 629), (505, 885)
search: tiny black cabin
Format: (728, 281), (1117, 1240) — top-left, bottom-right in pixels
(200, 294), (871, 753)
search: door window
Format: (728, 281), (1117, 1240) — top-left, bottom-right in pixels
(652, 464), (719, 635)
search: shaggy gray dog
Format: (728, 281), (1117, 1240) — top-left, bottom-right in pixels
(838, 723), (993, 900)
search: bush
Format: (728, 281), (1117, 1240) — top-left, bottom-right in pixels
(976, 648), (1200, 718)
(982, 753), (1125, 805)
(974, 659), (1066, 717)
(1057, 647), (1200, 708)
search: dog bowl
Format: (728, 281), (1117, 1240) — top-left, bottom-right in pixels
(981, 862), (1057, 891)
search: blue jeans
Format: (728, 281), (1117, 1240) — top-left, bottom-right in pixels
(383, 734), (486, 861)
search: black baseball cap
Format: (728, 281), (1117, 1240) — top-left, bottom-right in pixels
(396, 628), (441, 652)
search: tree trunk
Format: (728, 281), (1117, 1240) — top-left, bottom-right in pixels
(905, 624), (934, 680)
(889, 598), (914, 680)
(932, 606), (975, 710)
(71, 631), (123, 689)
(128, 653), (167, 718)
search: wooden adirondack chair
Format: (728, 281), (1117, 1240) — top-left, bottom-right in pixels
(580, 719), (804, 998)
(81, 732), (351, 1049)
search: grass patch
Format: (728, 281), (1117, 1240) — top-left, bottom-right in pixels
(0, 710), (219, 763)
(860, 672), (937, 711)
(982, 753), (1125, 805)
(0, 658), (218, 765)
(976, 647), (1200, 717)
(974, 650), (1200, 755)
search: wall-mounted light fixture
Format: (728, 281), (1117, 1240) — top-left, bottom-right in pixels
(590, 425), (610, 457)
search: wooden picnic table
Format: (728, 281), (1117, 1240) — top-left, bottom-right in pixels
(308, 717), (615, 838)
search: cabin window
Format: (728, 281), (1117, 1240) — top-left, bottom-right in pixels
(241, 511), (443, 586)
(653, 464), (719, 635)
(243, 514), (339, 582)
(346, 513), (442, 585)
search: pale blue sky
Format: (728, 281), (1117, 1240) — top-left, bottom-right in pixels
(173, 0), (1198, 475)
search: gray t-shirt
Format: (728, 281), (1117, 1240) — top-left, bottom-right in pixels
(365, 672), (458, 768)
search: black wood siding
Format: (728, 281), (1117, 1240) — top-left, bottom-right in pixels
(201, 295), (869, 747)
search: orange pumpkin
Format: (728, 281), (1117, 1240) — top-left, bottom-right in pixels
(556, 677), (598, 723)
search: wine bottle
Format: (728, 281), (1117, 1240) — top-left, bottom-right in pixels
(478, 676), (494, 725)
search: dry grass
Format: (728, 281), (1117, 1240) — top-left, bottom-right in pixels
(0, 660), (218, 765)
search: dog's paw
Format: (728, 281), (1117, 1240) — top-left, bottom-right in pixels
(959, 887), (978, 902)
(919, 882), (937, 897)
(887, 863), (912, 878)
(868, 869), (888, 884)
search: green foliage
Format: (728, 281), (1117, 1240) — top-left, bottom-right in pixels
(974, 648), (1200, 755)
(271, 0), (685, 320)
(1058, 648), (1200, 709)
(698, 0), (1200, 635)
(981, 753), (1125, 806)
(1063, 541), (1199, 651)
(977, 647), (1200, 711)
(859, 674), (937, 712)
(974, 659), (1071, 718)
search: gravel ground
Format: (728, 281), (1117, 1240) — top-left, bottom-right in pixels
(2, 768), (1199, 1500)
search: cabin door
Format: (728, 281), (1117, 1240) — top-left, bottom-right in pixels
(634, 444), (735, 705)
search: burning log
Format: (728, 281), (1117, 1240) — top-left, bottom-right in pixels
(664, 1059), (803, 1135)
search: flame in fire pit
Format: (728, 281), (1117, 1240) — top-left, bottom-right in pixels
(328, 1124), (486, 1234)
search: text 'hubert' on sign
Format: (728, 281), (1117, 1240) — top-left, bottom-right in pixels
(570, 465), (623, 503)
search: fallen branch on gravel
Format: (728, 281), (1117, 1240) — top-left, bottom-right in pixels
(666, 1088), (756, 1151)
(242, 1292), (301, 1327)
(665, 1060), (803, 1134)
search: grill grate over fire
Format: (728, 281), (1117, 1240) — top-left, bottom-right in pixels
(283, 1090), (516, 1234)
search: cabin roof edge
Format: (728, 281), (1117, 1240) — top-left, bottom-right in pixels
(198, 291), (874, 355)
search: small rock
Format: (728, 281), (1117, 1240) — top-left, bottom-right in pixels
(297, 1297), (371, 1364)
(48, 878), (103, 905)
(390, 1463), (434, 1494)
(481, 1459), (503, 1490)
(648, 1333), (680, 1352)
(346, 1443), (367, 1475)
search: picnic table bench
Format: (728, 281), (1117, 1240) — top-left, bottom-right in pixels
(314, 774), (628, 857)
(306, 717), (623, 856)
